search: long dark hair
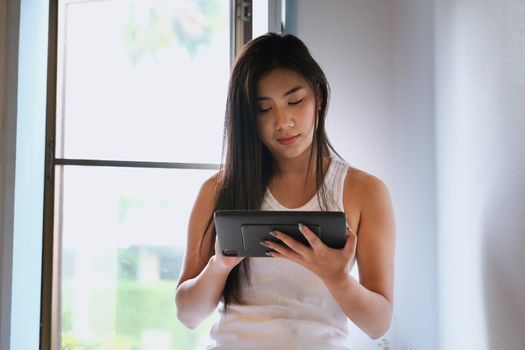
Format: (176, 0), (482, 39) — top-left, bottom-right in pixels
(201, 32), (340, 310)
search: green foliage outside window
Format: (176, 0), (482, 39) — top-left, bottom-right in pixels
(62, 280), (214, 350)
(124, 0), (224, 63)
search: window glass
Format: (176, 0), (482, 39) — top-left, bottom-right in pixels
(59, 165), (218, 349)
(55, 1), (231, 348)
(57, 0), (229, 163)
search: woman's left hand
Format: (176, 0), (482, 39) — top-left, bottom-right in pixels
(262, 223), (357, 287)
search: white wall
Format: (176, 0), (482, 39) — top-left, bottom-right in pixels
(287, 1), (438, 349)
(391, 0), (439, 349)
(289, 0), (395, 180)
(434, 0), (525, 349)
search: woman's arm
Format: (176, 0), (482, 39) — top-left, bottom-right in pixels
(263, 172), (396, 339)
(324, 172), (395, 338)
(175, 175), (243, 329)
(343, 174), (395, 338)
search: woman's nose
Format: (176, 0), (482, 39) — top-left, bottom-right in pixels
(274, 108), (294, 130)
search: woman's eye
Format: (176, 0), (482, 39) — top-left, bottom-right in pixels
(258, 107), (271, 113)
(289, 98), (303, 105)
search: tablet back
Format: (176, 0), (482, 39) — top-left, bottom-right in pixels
(214, 210), (347, 257)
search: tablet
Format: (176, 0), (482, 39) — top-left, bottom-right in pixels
(214, 210), (347, 257)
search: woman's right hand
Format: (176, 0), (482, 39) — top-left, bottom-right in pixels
(212, 236), (245, 271)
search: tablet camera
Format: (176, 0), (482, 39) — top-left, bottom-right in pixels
(222, 249), (239, 257)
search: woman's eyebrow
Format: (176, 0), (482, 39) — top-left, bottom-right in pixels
(257, 86), (304, 101)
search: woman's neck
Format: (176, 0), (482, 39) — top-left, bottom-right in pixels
(272, 149), (329, 182)
(268, 150), (331, 208)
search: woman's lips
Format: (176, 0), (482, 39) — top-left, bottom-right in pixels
(277, 134), (299, 145)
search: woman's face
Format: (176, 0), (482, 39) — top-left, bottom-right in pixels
(255, 68), (318, 161)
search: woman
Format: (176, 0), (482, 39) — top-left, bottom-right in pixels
(175, 32), (396, 349)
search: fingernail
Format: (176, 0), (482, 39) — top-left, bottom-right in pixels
(298, 223), (305, 231)
(269, 231), (277, 237)
(265, 251), (274, 257)
(260, 241), (269, 247)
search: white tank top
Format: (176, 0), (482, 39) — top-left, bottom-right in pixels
(206, 157), (354, 350)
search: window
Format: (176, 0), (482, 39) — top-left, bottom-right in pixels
(40, 1), (274, 349)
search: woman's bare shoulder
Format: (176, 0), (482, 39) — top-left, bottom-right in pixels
(190, 172), (222, 226)
(344, 166), (391, 206)
(200, 171), (222, 196)
(343, 166), (394, 237)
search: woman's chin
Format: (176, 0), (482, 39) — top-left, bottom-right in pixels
(270, 144), (313, 160)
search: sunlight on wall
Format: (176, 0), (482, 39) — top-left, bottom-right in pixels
(435, 1), (525, 349)
(10, 0), (48, 349)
